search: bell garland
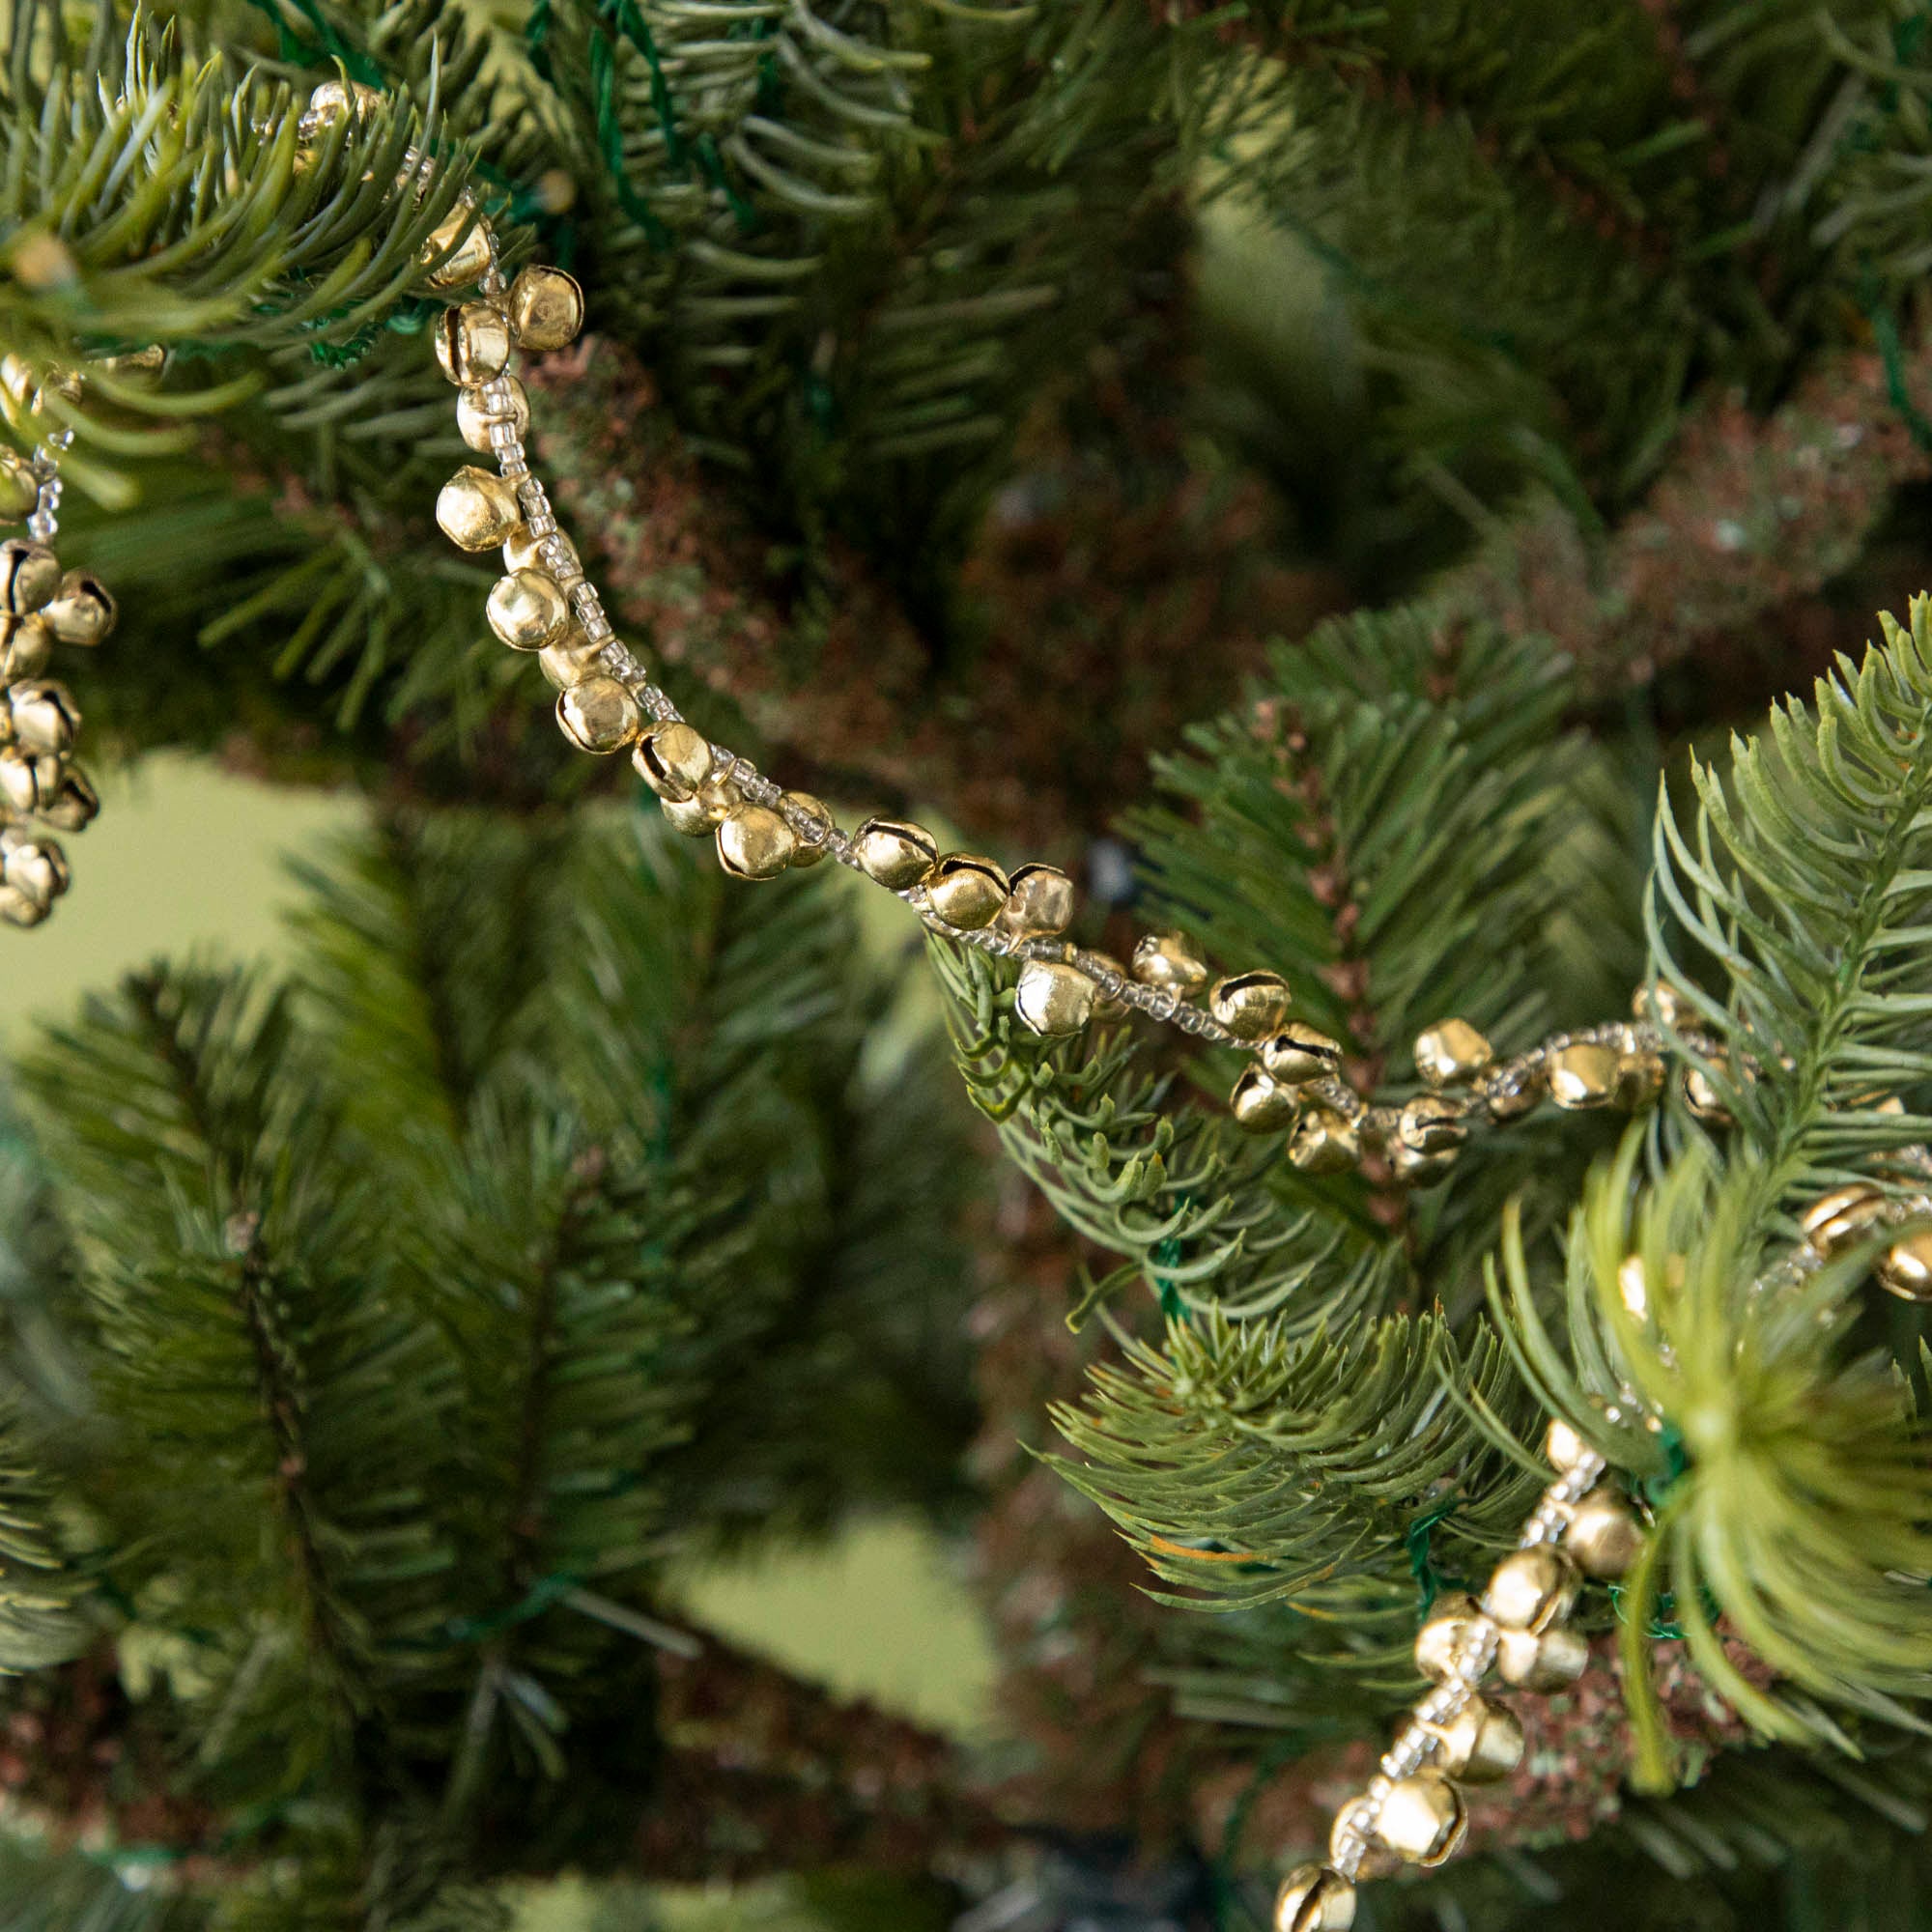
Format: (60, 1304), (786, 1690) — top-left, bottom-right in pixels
(1, 78), (1923, 1913)
(0, 366), (115, 927)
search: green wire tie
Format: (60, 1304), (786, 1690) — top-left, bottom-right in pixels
(1406, 1499), (1474, 1616)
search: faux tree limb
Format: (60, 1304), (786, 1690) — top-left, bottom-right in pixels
(1443, 321), (1932, 701)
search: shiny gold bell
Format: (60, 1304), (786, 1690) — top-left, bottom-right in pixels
(1001, 862), (1074, 938)
(852, 817), (937, 890)
(1548, 1041), (1619, 1110)
(1424, 1692), (1523, 1784)
(1801, 1182), (1889, 1259)
(1485, 1547), (1578, 1632)
(1414, 1019), (1492, 1088)
(508, 266), (585, 352)
(41, 569), (115, 647)
(780, 791), (835, 867)
(1494, 1623), (1589, 1691)
(0, 614), (51, 680)
(926, 853), (1010, 929)
(1563, 1488), (1644, 1578)
(1413, 1591), (1484, 1683)
(1289, 1106), (1358, 1175)
(437, 467), (524, 552)
(4, 680), (78, 756)
(458, 377), (529, 453)
(1262, 1021), (1345, 1086)
(0, 540), (58, 615)
(1875, 1228), (1932, 1302)
(419, 206), (495, 291)
(1132, 931), (1210, 995)
(433, 301), (513, 386)
(1398, 1094), (1467, 1155)
(1271, 1862), (1356, 1932)
(633, 721), (713, 801)
(555, 675), (641, 753)
(717, 804), (797, 881)
(1014, 960), (1096, 1037)
(1231, 1065), (1297, 1133)
(1377, 1769), (1467, 1867)
(1208, 970), (1292, 1040)
(487, 568), (570, 650)
(663, 773), (741, 837)
(0, 447), (37, 522)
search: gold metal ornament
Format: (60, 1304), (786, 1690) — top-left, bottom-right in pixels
(1271, 1863), (1357, 1932)
(0, 448), (37, 521)
(1289, 1106), (1358, 1175)
(419, 207), (494, 292)
(1801, 1182), (1889, 1259)
(1001, 862), (1075, 938)
(1563, 1488), (1644, 1579)
(1413, 1592), (1483, 1683)
(0, 828), (68, 917)
(1494, 1623), (1589, 1692)
(507, 266), (586, 352)
(780, 791), (834, 867)
(1131, 931), (1210, 995)
(37, 765), (97, 832)
(1485, 1547), (1578, 1633)
(1547, 1041), (1619, 1110)
(41, 569), (115, 647)
(4, 680), (78, 755)
(926, 853), (1010, 929)
(1398, 1094), (1467, 1155)
(1262, 1021), (1346, 1085)
(555, 674), (641, 753)
(457, 378), (530, 453)
(486, 569), (570, 650)
(1376, 1770), (1467, 1867)
(0, 748), (59, 814)
(1328, 1798), (1399, 1883)
(434, 302), (514, 385)
(1875, 1228), (1932, 1302)
(852, 817), (938, 890)
(633, 722), (714, 801)
(1683, 1061), (1735, 1124)
(304, 77), (384, 128)
(1014, 959), (1096, 1037)
(1546, 1417), (1592, 1471)
(1231, 1065), (1297, 1133)
(1208, 970), (1292, 1040)
(0, 541), (59, 615)
(437, 467), (524, 552)
(1414, 1019), (1492, 1087)
(1483, 1060), (1544, 1120)
(1424, 1693), (1523, 1784)
(505, 525), (578, 577)
(537, 630), (604, 690)
(662, 775), (742, 838)
(0, 614), (50, 680)
(717, 804), (797, 881)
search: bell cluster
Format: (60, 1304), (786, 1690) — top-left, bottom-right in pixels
(1272, 1422), (1644, 1931)
(0, 535), (110, 925)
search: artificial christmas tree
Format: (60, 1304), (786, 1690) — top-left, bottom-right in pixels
(2, 2), (1932, 1928)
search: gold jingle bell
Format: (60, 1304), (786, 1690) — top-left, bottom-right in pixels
(663, 773), (742, 837)
(0, 447), (37, 521)
(538, 630), (604, 690)
(1632, 980), (1690, 1029)
(717, 804), (797, 881)
(926, 853), (1010, 929)
(1801, 1182), (1889, 1259)
(0, 540), (59, 615)
(1263, 1021), (1346, 1085)
(633, 721), (713, 801)
(1495, 1623), (1589, 1692)
(1485, 1546), (1578, 1633)
(457, 377), (530, 453)
(1392, 1140), (1458, 1187)
(852, 817), (937, 890)
(42, 569), (115, 646)
(1231, 1064), (1297, 1133)
(780, 791), (835, 867)
(1377, 1768), (1467, 1867)
(1014, 959), (1096, 1037)
(1272, 1862), (1356, 1932)
(487, 568), (570, 650)
(1001, 862), (1074, 938)
(508, 266), (586, 353)
(1132, 930), (1210, 996)
(1875, 1227), (1932, 1302)
(434, 301), (513, 385)
(0, 613), (51, 680)
(1483, 1060), (1544, 1121)
(1563, 1488), (1644, 1579)
(1, 829), (69, 910)
(1545, 1416), (1593, 1472)
(1413, 1591), (1484, 1683)
(1683, 1061), (1734, 1125)
(419, 206), (494, 291)
(1548, 1041), (1619, 1110)
(1208, 970), (1292, 1041)
(4, 680), (78, 756)
(304, 76), (384, 129)
(1425, 1692), (1523, 1784)
(1289, 1106), (1358, 1176)
(555, 674), (641, 754)
(437, 467), (523, 552)
(38, 764), (98, 832)
(0, 747), (60, 814)
(1414, 1019), (1492, 1088)
(1398, 1094), (1467, 1155)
